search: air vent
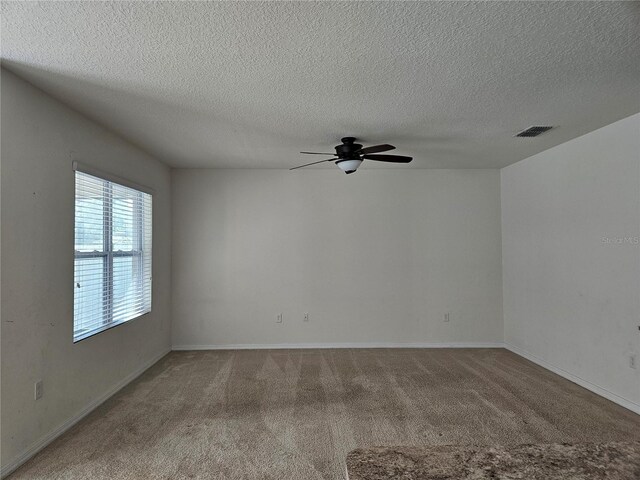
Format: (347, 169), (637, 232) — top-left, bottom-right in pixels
(515, 126), (553, 137)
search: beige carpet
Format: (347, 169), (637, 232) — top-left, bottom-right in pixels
(9, 349), (640, 479)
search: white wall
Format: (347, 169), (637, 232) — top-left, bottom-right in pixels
(1, 69), (172, 472)
(171, 168), (503, 348)
(502, 113), (640, 412)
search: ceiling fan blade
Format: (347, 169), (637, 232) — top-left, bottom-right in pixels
(300, 151), (335, 155)
(362, 154), (413, 163)
(358, 144), (395, 155)
(289, 158), (336, 170)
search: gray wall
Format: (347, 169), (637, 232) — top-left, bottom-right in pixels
(171, 168), (504, 348)
(1, 69), (172, 470)
(502, 113), (640, 412)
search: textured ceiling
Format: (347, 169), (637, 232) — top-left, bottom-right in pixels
(2, 1), (639, 169)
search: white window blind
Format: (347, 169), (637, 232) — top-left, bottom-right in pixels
(74, 170), (152, 342)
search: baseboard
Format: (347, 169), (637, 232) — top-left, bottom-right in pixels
(0, 348), (171, 479)
(505, 343), (640, 416)
(172, 342), (505, 350)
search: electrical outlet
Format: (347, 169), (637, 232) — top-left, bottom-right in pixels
(276, 313), (283, 324)
(630, 355), (637, 370)
(304, 313), (309, 322)
(35, 380), (43, 400)
(444, 313), (450, 323)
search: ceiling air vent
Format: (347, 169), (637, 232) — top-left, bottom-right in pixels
(515, 126), (553, 137)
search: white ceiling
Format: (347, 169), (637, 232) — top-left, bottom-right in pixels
(2, 1), (639, 169)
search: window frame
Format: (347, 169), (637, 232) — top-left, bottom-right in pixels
(72, 162), (153, 343)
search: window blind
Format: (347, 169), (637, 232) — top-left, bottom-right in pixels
(74, 170), (152, 342)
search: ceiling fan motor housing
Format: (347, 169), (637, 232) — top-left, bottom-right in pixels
(335, 137), (363, 159)
(335, 138), (363, 174)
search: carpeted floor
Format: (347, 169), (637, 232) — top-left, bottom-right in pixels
(9, 349), (640, 479)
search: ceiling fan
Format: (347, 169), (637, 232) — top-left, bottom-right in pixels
(291, 137), (413, 174)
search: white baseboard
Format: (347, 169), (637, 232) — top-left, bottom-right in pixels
(504, 343), (640, 416)
(172, 342), (505, 350)
(1, 348), (171, 479)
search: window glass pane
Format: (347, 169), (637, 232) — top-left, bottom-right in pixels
(74, 257), (104, 334)
(75, 193), (104, 252)
(112, 184), (136, 251)
(113, 256), (137, 323)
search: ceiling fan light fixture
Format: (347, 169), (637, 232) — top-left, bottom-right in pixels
(336, 159), (362, 174)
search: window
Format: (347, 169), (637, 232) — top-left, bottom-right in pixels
(73, 168), (152, 342)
